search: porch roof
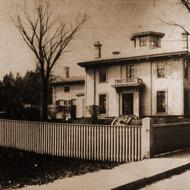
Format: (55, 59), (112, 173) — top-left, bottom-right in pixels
(112, 83), (144, 88)
(78, 51), (190, 68)
(112, 78), (144, 89)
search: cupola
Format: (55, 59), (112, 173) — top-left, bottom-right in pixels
(131, 31), (165, 49)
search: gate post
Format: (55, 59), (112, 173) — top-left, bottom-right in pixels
(141, 117), (153, 159)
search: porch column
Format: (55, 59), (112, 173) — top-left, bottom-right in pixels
(116, 92), (120, 117)
(116, 89), (121, 116)
(134, 90), (140, 117)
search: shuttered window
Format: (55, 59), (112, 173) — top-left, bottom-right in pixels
(99, 94), (107, 114)
(157, 91), (167, 113)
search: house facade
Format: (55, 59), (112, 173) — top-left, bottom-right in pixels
(51, 74), (85, 120)
(78, 31), (190, 118)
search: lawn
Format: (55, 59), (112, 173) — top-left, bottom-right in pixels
(0, 147), (119, 189)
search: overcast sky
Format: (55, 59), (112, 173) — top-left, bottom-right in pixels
(0, 0), (189, 79)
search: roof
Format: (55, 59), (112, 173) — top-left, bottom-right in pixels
(131, 31), (165, 40)
(51, 76), (85, 85)
(78, 51), (190, 68)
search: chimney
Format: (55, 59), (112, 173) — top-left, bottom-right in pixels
(94, 41), (102, 58)
(182, 32), (189, 51)
(64, 66), (70, 78)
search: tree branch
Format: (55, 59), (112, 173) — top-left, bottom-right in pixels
(12, 0), (87, 120)
(181, 0), (190, 13)
(160, 19), (190, 34)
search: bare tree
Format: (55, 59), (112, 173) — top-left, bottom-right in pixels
(12, 0), (87, 121)
(181, 0), (190, 12)
(161, 20), (189, 34)
(160, 0), (190, 50)
(161, 0), (190, 33)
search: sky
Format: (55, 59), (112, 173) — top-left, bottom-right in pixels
(0, 0), (190, 79)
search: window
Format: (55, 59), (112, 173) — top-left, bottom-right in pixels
(55, 99), (64, 112)
(157, 62), (166, 78)
(63, 100), (71, 106)
(150, 36), (160, 47)
(139, 36), (147, 46)
(126, 65), (135, 79)
(99, 94), (107, 114)
(63, 100), (67, 106)
(99, 68), (107, 82)
(63, 100), (71, 112)
(184, 60), (189, 79)
(184, 89), (189, 115)
(71, 99), (76, 106)
(64, 85), (70, 92)
(157, 91), (166, 113)
(56, 99), (64, 106)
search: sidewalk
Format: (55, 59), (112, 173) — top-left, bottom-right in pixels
(19, 149), (190, 190)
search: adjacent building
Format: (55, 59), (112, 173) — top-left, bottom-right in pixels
(51, 67), (85, 120)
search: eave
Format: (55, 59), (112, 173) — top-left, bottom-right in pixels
(78, 51), (190, 68)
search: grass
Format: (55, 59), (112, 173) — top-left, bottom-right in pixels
(0, 147), (119, 189)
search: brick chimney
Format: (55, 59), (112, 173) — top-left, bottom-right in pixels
(182, 32), (189, 51)
(94, 41), (102, 58)
(64, 66), (70, 78)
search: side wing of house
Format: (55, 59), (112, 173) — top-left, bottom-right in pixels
(52, 79), (85, 120)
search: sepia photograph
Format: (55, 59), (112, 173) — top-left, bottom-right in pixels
(0, 0), (190, 189)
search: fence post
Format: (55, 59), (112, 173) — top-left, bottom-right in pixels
(141, 117), (153, 159)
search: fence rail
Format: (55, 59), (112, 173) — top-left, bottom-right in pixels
(0, 119), (142, 162)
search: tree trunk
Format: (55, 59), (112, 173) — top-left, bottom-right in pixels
(41, 81), (49, 121)
(42, 92), (48, 121)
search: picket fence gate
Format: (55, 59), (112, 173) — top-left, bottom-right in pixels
(0, 119), (144, 162)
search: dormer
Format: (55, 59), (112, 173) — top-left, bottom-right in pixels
(131, 31), (165, 49)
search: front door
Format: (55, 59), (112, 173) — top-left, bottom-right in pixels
(122, 93), (133, 115)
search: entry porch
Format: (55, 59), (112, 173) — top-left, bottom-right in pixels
(112, 78), (144, 118)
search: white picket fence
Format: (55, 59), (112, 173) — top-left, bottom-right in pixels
(0, 119), (143, 162)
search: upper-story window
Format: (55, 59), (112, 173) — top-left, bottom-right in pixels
(157, 62), (166, 78)
(139, 36), (147, 46)
(150, 36), (160, 47)
(64, 85), (70, 92)
(99, 68), (107, 82)
(126, 65), (135, 79)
